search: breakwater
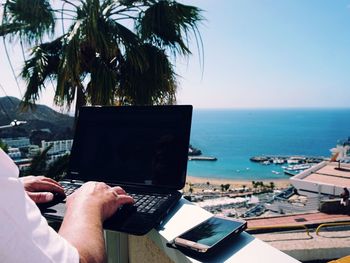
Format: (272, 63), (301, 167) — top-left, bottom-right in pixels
(250, 155), (327, 164)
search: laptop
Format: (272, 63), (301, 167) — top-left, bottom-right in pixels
(40, 105), (193, 235)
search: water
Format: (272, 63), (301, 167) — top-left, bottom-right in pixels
(187, 108), (350, 181)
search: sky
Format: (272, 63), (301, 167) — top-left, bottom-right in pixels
(1, 0), (350, 110)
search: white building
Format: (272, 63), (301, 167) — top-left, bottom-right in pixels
(290, 161), (350, 197)
(41, 139), (73, 155)
(41, 139), (73, 164)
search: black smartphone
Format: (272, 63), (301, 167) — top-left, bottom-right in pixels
(173, 216), (247, 253)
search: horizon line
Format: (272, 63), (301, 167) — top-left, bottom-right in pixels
(2, 96), (350, 111)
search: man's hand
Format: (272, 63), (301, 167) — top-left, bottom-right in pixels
(19, 176), (65, 204)
(66, 182), (134, 222)
(59, 182), (134, 263)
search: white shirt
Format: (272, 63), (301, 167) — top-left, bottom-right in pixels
(0, 148), (79, 263)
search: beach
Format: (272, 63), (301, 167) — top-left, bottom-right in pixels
(185, 175), (291, 193)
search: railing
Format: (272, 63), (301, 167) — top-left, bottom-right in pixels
(247, 224), (312, 237)
(315, 222), (350, 235)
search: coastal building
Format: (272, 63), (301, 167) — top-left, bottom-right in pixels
(41, 139), (73, 164)
(1, 137), (30, 148)
(290, 161), (350, 197)
(7, 147), (21, 159)
(41, 139), (73, 155)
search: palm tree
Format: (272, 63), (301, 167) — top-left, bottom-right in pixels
(22, 145), (52, 177)
(0, 0), (203, 119)
(46, 154), (70, 181)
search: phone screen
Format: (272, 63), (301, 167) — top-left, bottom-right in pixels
(177, 217), (245, 247)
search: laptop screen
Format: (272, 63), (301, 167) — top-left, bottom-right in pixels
(67, 106), (192, 190)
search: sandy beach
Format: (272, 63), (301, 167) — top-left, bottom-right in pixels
(184, 175), (291, 193)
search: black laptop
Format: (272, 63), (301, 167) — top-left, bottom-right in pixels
(41, 105), (192, 235)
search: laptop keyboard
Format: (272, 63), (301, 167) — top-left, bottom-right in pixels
(60, 182), (170, 214)
(61, 183), (81, 197)
(130, 193), (169, 214)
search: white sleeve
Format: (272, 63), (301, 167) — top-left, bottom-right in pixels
(0, 177), (79, 263)
(0, 148), (19, 179)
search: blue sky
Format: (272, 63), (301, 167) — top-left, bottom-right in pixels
(1, 0), (350, 109)
(177, 0), (350, 108)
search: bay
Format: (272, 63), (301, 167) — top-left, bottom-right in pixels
(187, 108), (350, 181)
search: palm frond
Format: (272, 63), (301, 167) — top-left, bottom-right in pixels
(46, 154), (70, 181)
(86, 54), (119, 105)
(119, 44), (176, 105)
(21, 38), (63, 108)
(2, 0), (55, 43)
(137, 1), (203, 56)
(25, 145), (52, 176)
(0, 22), (27, 36)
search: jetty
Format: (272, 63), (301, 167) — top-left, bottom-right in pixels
(250, 155), (326, 164)
(188, 156), (217, 161)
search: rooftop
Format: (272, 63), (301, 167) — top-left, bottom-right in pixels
(291, 162), (350, 196)
(304, 163), (350, 186)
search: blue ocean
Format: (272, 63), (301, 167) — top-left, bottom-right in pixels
(187, 109), (350, 180)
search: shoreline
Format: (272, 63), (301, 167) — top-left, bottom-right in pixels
(185, 175), (291, 191)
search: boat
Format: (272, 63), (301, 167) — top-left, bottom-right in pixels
(284, 164), (311, 171)
(272, 170), (280, 175)
(272, 158), (285, 164)
(262, 160), (271, 165)
(188, 145), (202, 156)
(283, 164), (312, 176)
(250, 156), (269, 162)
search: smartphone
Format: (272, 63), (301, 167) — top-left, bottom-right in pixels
(173, 216), (247, 253)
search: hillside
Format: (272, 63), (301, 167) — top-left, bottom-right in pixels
(0, 96), (74, 139)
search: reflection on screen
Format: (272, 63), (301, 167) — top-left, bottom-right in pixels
(68, 107), (191, 189)
(179, 217), (243, 247)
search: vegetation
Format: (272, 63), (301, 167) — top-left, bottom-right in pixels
(251, 180), (275, 192)
(46, 154), (70, 181)
(0, 139), (8, 152)
(0, 0), (203, 119)
(20, 144), (69, 181)
(22, 146), (52, 177)
(220, 183), (230, 192)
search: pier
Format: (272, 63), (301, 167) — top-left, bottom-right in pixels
(250, 155), (326, 164)
(188, 156), (217, 161)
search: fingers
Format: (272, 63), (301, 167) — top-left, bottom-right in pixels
(111, 186), (127, 195)
(40, 177), (63, 187)
(111, 186), (134, 204)
(116, 195), (135, 206)
(21, 176), (65, 196)
(34, 181), (65, 196)
(27, 192), (54, 203)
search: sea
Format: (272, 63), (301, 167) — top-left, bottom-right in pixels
(187, 108), (350, 181)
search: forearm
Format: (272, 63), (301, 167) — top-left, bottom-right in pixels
(58, 208), (106, 263)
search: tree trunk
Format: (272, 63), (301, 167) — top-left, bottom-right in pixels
(74, 86), (86, 129)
